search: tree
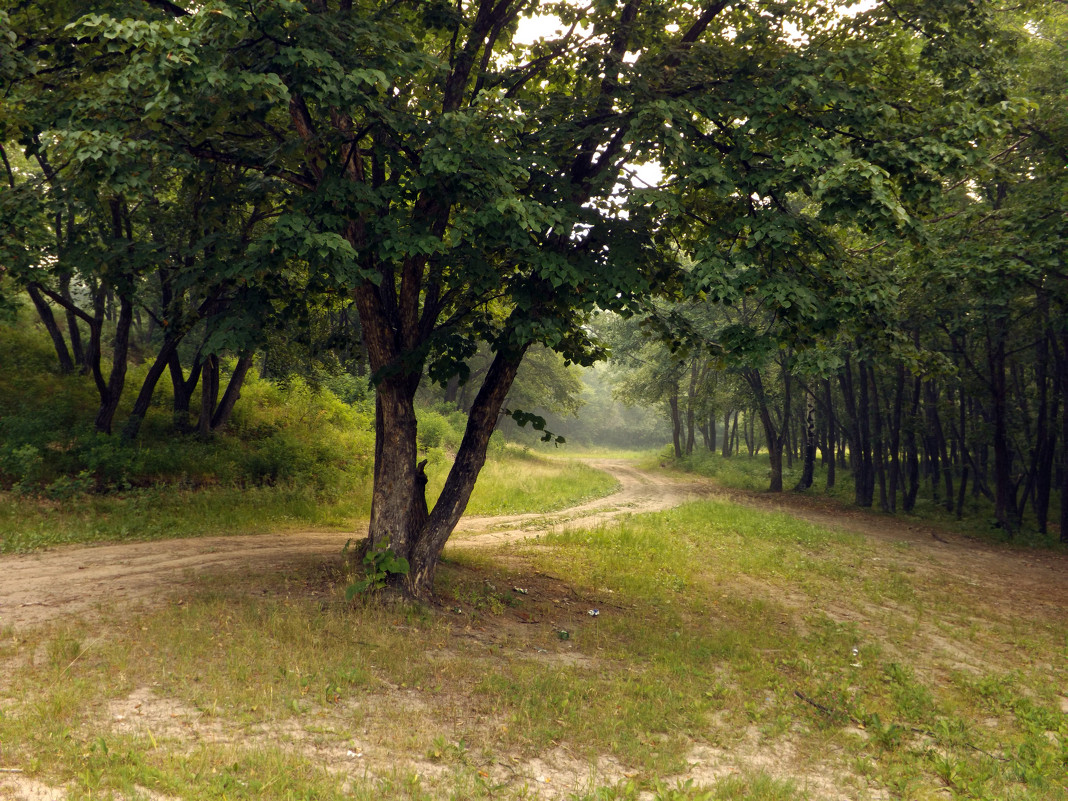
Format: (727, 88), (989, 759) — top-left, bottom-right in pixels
(3, 0), (1012, 595)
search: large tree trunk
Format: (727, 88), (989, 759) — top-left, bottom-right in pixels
(407, 347), (528, 598)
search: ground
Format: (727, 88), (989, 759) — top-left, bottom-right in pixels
(0, 459), (1065, 800)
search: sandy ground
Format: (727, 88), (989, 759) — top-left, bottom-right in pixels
(0, 459), (713, 630)
(2, 459), (1065, 631)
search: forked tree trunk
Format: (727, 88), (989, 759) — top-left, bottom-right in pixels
(743, 369), (784, 492)
(197, 355), (220, 438)
(406, 347), (527, 597)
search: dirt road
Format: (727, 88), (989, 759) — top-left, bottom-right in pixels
(2, 459), (1065, 630)
(0, 459), (711, 630)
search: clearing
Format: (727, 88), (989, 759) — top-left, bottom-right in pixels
(0, 458), (1065, 801)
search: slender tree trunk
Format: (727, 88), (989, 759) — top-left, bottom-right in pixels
(197, 355), (220, 438)
(903, 373), (922, 513)
(1030, 310), (1053, 535)
(743, 370), (784, 492)
(94, 294), (134, 434)
(211, 353), (255, 430)
(823, 379), (836, 490)
(793, 385), (817, 491)
(59, 273), (85, 366)
(26, 285), (74, 374)
(122, 335), (182, 441)
(988, 331), (1019, 532)
(887, 364), (904, 512)
(685, 360), (698, 456)
(709, 411), (717, 453)
(722, 410), (732, 457)
(1055, 330), (1068, 543)
(869, 364), (889, 512)
(840, 358), (873, 507)
(669, 385), (683, 459)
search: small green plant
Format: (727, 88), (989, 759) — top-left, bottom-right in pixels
(345, 538), (410, 598)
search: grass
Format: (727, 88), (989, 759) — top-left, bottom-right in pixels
(0, 446), (618, 553)
(0, 470), (1064, 800)
(437, 450), (621, 516)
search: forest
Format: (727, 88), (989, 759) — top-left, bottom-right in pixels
(1, 0), (1066, 595)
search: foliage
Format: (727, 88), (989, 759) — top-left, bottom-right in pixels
(345, 537), (411, 598)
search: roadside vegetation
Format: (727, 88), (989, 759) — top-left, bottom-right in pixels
(666, 448), (1065, 550)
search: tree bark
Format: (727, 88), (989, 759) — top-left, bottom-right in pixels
(669, 385), (683, 459)
(93, 293), (134, 434)
(211, 353), (254, 430)
(59, 273), (85, 367)
(26, 284), (74, 374)
(822, 379), (836, 489)
(987, 331), (1019, 532)
(407, 347), (528, 597)
(887, 364), (904, 512)
(743, 369), (784, 492)
(122, 335), (182, 441)
(197, 355), (220, 438)
(793, 384), (817, 491)
(903, 372), (922, 513)
(868, 364), (889, 512)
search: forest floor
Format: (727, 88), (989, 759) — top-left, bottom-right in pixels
(1, 459), (1066, 800)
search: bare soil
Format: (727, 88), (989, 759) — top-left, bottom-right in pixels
(0, 459), (712, 631)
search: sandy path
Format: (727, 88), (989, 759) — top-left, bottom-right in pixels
(0, 460), (711, 630)
(2, 459), (1065, 630)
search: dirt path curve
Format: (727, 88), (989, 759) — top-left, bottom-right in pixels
(0, 460), (712, 631)
(3, 459), (1065, 631)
